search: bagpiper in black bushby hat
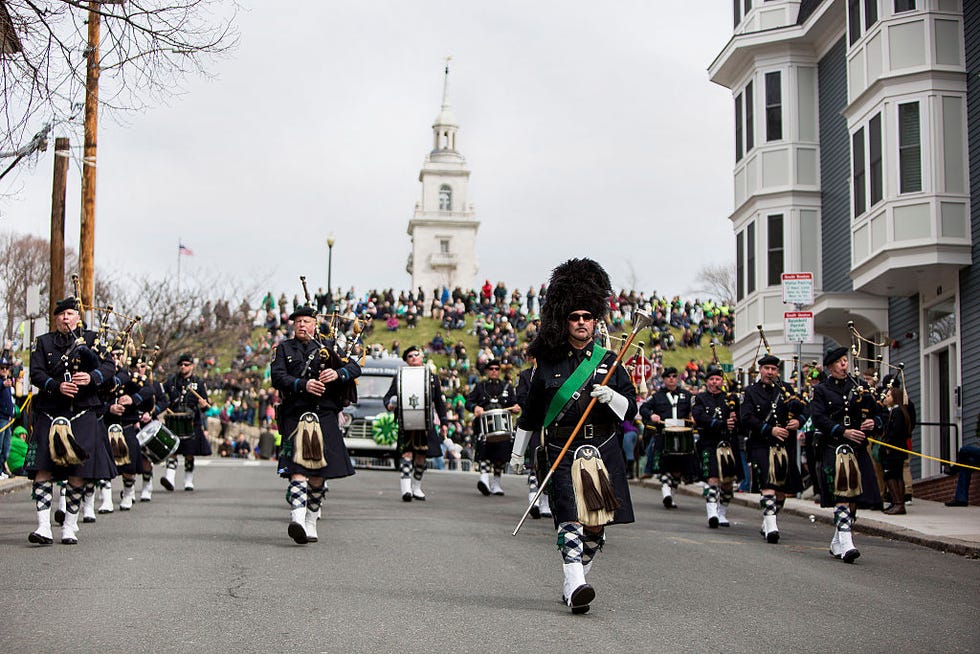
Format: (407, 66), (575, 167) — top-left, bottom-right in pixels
(527, 257), (611, 363)
(758, 354), (781, 367)
(289, 305), (317, 321)
(823, 346), (849, 368)
(53, 296), (81, 315)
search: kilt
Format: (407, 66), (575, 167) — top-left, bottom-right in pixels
(696, 439), (745, 483)
(278, 409), (355, 480)
(544, 426), (633, 528)
(114, 422), (145, 475)
(398, 427), (442, 458)
(819, 440), (882, 508)
(747, 439), (803, 495)
(176, 423), (212, 457)
(26, 411), (118, 481)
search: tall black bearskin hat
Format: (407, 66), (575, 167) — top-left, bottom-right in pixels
(527, 257), (611, 363)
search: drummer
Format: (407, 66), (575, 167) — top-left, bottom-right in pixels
(162, 354), (212, 491)
(383, 345), (448, 502)
(466, 358), (520, 496)
(639, 367), (697, 509)
(106, 353), (169, 509)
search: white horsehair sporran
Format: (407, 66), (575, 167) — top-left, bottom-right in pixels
(292, 411), (327, 469)
(571, 443), (620, 527)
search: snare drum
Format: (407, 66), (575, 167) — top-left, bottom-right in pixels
(397, 366), (432, 432)
(477, 408), (514, 443)
(663, 426), (695, 455)
(164, 411), (196, 439)
(136, 420), (180, 463)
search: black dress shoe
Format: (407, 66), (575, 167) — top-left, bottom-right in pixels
(159, 477), (174, 491)
(82, 516), (96, 524)
(945, 500), (968, 507)
(662, 496), (676, 509)
(54, 509), (65, 525)
(530, 505), (541, 519)
(28, 532), (54, 545)
(288, 522), (308, 544)
(477, 480), (491, 496)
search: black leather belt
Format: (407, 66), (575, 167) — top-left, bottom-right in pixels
(545, 423), (617, 442)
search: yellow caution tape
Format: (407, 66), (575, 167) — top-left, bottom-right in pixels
(868, 436), (980, 472)
(0, 393), (32, 432)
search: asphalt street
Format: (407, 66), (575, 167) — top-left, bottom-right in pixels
(1, 461), (977, 654)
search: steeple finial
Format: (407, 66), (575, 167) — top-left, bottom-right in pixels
(441, 56), (452, 111)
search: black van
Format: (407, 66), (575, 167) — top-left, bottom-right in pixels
(342, 357), (404, 467)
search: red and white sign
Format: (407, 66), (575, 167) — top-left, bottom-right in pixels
(626, 354), (653, 385)
(781, 272), (814, 305)
(784, 311), (815, 343)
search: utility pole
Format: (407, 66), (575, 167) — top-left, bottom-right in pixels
(49, 137), (70, 318)
(79, 4), (101, 312)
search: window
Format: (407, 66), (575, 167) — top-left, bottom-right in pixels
(765, 72), (782, 141)
(767, 214), (784, 287)
(735, 92), (744, 163)
(849, 0), (862, 44)
(853, 127), (866, 216)
(734, 0), (741, 27)
(440, 239), (450, 254)
(736, 231), (745, 302)
(894, 0), (915, 13)
(849, 0), (879, 45)
(744, 0), (752, 13)
(899, 102), (921, 193)
(745, 80), (754, 152)
(865, 0), (877, 28)
(746, 221), (757, 295)
(438, 185), (452, 211)
(869, 113), (882, 206)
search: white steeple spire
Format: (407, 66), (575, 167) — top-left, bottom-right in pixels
(432, 56), (459, 153)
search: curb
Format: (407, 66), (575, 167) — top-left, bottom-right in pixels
(0, 477), (31, 496)
(636, 478), (980, 559)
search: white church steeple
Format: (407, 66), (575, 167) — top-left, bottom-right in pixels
(432, 59), (460, 154)
(406, 60), (480, 295)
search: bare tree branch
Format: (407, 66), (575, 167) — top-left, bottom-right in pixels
(0, 0), (238, 176)
(687, 262), (736, 306)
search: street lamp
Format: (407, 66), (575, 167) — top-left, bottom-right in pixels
(327, 235), (335, 312)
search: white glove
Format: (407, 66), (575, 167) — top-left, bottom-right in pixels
(590, 385), (614, 404)
(509, 452), (525, 475)
(590, 385), (630, 420)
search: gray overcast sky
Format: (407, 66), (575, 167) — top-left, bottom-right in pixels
(3, 1), (735, 301)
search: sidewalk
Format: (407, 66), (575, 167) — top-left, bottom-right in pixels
(637, 478), (980, 558)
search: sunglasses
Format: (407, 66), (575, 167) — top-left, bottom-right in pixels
(180, 362), (193, 367)
(487, 366), (500, 371)
(567, 312), (594, 322)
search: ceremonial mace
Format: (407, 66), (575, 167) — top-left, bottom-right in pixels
(512, 309), (653, 536)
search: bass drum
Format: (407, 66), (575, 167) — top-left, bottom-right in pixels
(397, 366), (433, 433)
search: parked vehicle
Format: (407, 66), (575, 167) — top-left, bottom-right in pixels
(343, 356), (404, 466)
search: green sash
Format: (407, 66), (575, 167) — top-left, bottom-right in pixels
(543, 345), (607, 429)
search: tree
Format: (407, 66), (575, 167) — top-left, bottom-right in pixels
(0, 0), (237, 169)
(689, 262), (736, 306)
(0, 228), (115, 339)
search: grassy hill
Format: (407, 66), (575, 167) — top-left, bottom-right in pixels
(356, 315), (731, 376)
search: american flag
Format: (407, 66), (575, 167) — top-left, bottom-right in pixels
(178, 243), (194, 256)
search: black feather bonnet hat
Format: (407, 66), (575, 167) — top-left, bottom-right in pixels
(527, 257), (611, 363)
